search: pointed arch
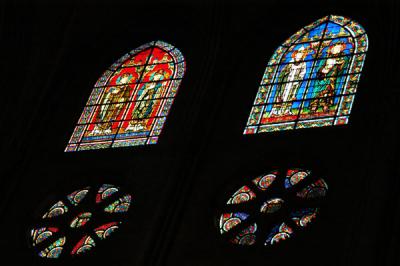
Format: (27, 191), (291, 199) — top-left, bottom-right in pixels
(66, 41), (186, 152)
(244, 15), (368, 134)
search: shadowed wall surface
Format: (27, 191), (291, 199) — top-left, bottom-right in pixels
(1, 0), (399, 265)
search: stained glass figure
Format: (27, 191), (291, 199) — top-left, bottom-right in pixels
(217, 169), (328, 247)
(30, 184), (132, 259)
(66, 40), (186, 152)
(244, 15), (368, 134)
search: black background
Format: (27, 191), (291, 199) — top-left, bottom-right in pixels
(1, 0), (399, 265)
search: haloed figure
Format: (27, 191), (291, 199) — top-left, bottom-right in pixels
(126, 69), (171, 132)
(271, 46), (309, 116)
(309, 42), (347, 113)
(150, 68), (170, 81)
(91, 73), (133, 135)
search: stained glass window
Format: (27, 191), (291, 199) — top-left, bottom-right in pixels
(66, 40), (186, 152)
(29, 184), (131, 259)
(244, 15), (368, 134)
(216, 169), (328, 247)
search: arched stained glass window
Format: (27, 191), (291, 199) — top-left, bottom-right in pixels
(29, 184), (131, 259)
(66, 40), (185, 152)
(216, 169), (328, 247)
(244, 15), (368, 134)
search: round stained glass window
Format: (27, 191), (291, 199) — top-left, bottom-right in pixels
(29, 184), (132, 259)
(217, 169), (328, 247)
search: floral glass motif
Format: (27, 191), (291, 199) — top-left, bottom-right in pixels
(244, 15), (368, 134)
(252, 171), (277, 190)
(227, 186), (256, 204)
(42, 201), (68, 219)
(290, 208), (319, 227)
(66, 40), (186, 152)
(219, 212), (250, 234)
(31, 227), (59, 246)
(30, 184), (132, 259)
(67, 188), (89, 206)
(265, 222), (293, 246)
(96, 184), (119, 203)
(94, 222), (120, 240)
(104, 195), (132, 213)
(71, 235), (96, 255)
(260, 198), (284, 214)
(232, 223), (257, 246)
(217, 169), (327, 247)
(285, 169), (311, 189)
(296, 179), (328, 199)
(38, 237), (66, 258)
(70, 212), (92, 228)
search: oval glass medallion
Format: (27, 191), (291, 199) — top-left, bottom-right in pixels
(217, 168), (328, 247)
(29, 184), (132, 259)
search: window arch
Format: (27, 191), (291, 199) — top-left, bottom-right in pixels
(244, 15), (368, 134)
(66, 41), (185, 152)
